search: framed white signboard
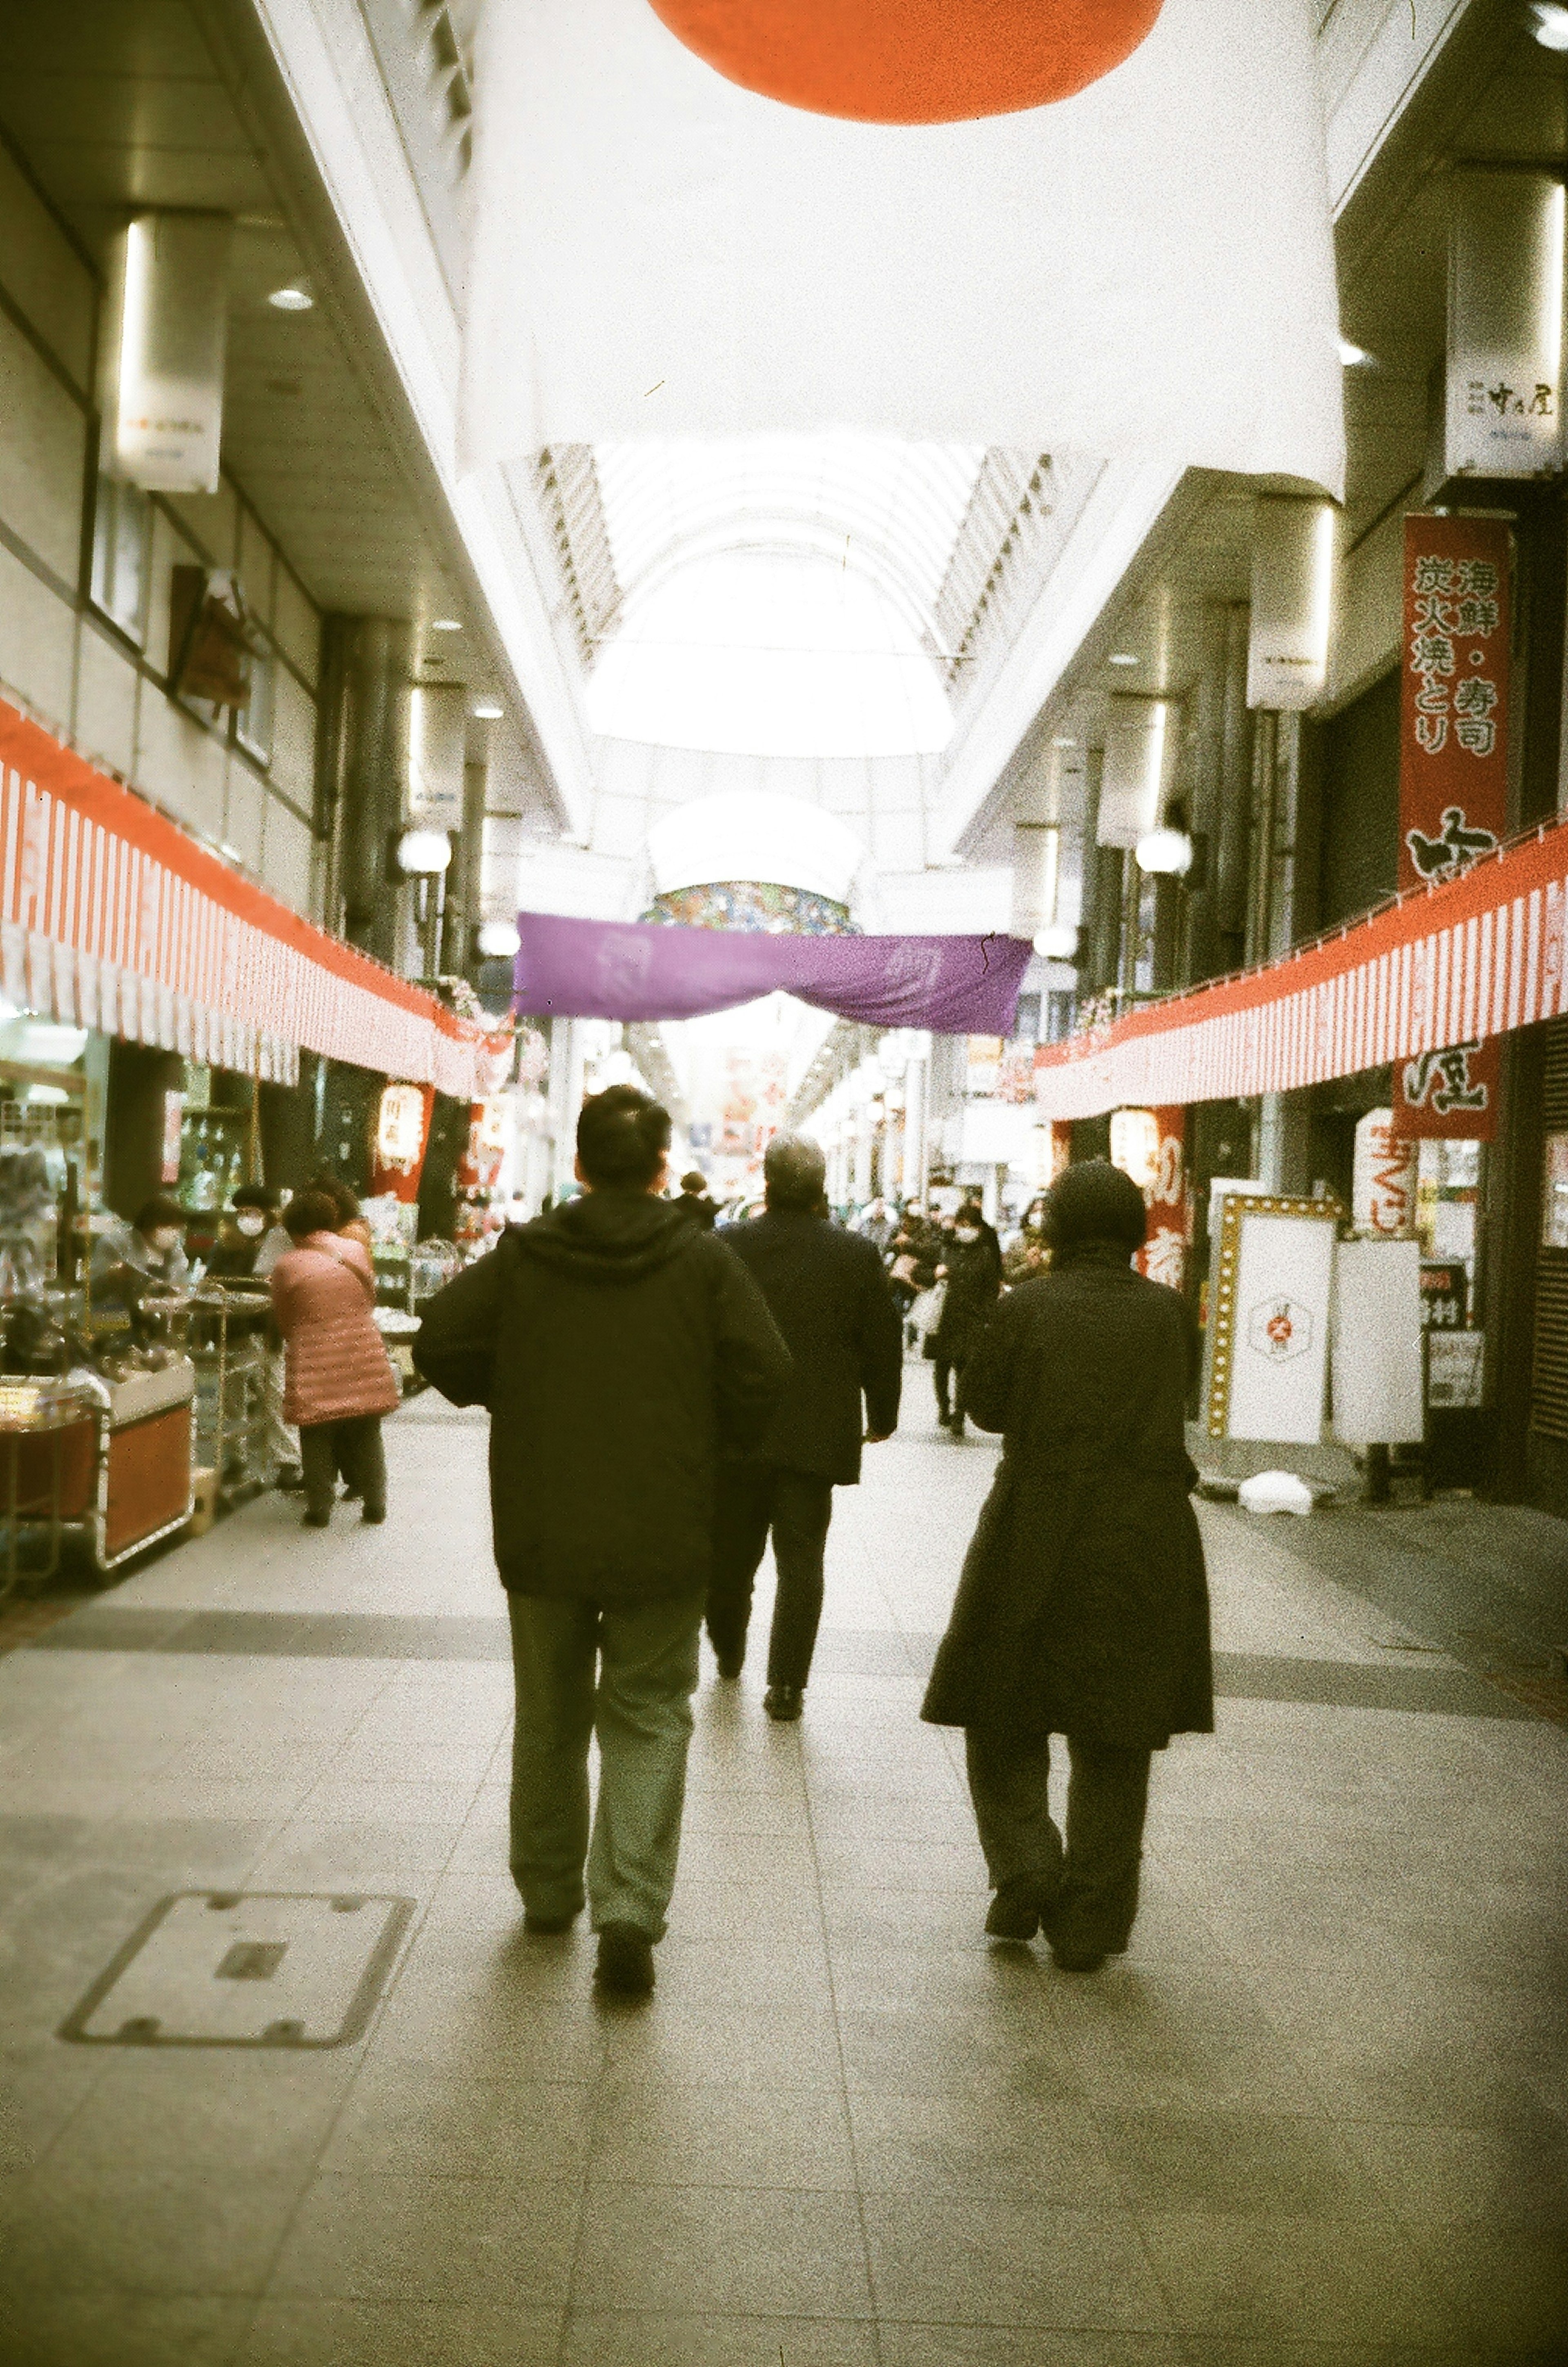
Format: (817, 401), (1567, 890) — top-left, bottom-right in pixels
(1331, 1237), (1424, 1447)
(1207, 1195), (1339, 1444)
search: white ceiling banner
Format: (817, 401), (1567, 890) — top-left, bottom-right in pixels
(460, 0), (1344, 495)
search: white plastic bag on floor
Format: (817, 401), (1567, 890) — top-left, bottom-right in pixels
(1237, 1469), (1315, 1517)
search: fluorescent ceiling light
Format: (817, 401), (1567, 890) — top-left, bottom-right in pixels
(267, 285), (313, 312)
(1108, 651), (1140, 667)
(430, 617), (463, 632)
(472, 701), (504, 720)
(1528, 3), (1568, 49)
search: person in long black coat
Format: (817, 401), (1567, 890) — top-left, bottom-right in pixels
(921, 1159), (1212, 1972)
(929, 1206), (1002, 1435)
(706, 1134), (903, 1721)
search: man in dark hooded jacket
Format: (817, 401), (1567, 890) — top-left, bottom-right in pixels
(414, 1085), (790, 1996)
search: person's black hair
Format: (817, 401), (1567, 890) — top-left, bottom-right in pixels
(576, 1085), (671, 1191)
(232, 1184), (281, 1214)
(134, 1195), (186, 1235)
(308, 1173), (361, 1224)
(763, 1133), (827, 1211)
(1042, 1158), (1148, 1255)
(680, 1171), (708, 1196)
(283, 1188), (345, 1240)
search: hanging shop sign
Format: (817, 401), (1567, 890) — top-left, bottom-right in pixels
(102, 214), (231, 497)
(1352, 1108), (1417, 1236)
(1446, 171), (1565, 480)
(375, 1084), (430, 1175)
(1206, 1194), (1338, 1444)
(1136, 1108), (1187, 1292)
(1394, 514), (1510, 1140)
(0, 699), (501, 1100)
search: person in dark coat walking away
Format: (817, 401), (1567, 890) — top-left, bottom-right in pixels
(676, 1170), (718, 1229)
(922, 1159), (1212, 1972)
(413, 1087), (790, 1997)
(706, 1135), (903, 1722)
(930, 1201), (1001, 1436)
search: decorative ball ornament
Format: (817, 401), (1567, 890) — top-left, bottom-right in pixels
(645, 0), (1165, 124)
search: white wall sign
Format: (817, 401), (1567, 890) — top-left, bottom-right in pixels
(1208, 1197), (1336, 1444)
(104, 215), (231, 496)
(1332, 1237), (1424, 1446)
(1247, 496), (1336, 711)
(1446, 170), (1565, 479)
(408, 684), (467, 826)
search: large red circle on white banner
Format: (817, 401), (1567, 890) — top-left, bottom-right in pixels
(646, 0), (1165, 123)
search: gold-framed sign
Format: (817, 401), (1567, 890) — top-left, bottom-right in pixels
(1207, 1192), (1343, 1443)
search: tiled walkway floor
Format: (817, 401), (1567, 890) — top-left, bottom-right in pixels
(1, 1380), (1566, 2365)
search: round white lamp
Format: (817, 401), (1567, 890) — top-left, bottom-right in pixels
(397, 827), (452, 875)
(1033, 923), (1079, 961)
(477, 918), (522, 960)
(1134, 828), (1195, 877)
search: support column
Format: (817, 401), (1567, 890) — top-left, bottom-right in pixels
(325, 617), (414, 973)
(902, 1054), (928, 1204)
(852, 1105), (874, 1206)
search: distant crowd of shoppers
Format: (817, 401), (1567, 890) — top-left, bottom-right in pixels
(413, 1086), (1212, 2000)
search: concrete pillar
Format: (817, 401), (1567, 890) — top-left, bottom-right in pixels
(852, 1105), (874, 1205)
(1257, 1090), (1312, 1195)
(326, 617), (415, 972)
(549, 1018), (585, 1200)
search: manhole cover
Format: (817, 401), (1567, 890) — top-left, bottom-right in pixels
(58, 1891), (414, 2048)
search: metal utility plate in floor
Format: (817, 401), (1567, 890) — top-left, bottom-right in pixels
(58, 1891), (414, 2048)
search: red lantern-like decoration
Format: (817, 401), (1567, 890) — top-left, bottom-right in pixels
(646, 0), (1164, 125)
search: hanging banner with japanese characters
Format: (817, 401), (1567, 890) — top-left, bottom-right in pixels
(1136, 1107), (1189, 1293)
(1395, 515), (1510, 1140)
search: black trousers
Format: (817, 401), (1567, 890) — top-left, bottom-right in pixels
(933, 1353), (969, 1424)
(706, 1464), (834, 1689)
(300, 1414), (386, 1522)
(964, 1727), (1152, 1958)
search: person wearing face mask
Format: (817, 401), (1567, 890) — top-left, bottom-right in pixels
(207, 1186), (283, 1280)
(929, 1201), (1002, 1436)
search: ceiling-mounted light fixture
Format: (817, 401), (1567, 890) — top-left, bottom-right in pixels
(267, 284), (313, 312)
(1108, 651), (1140, 667)
(472, 701), (504, 720)
(430, 617), (462, 633)
(1033, 923), (1079, 961)
(477, 918), (522, 959)
(1135, 827), (1195, 876)
(1528, 2), (1568, 49)
(396, 827), (452, 875)
(1337, 337), (1374, 367)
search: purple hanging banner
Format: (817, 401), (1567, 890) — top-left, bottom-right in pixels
(513, 912), (1032, 1034)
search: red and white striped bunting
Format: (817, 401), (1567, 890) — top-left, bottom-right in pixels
(1034, 814), (1568, 1120)
(0, 700), (503, 1100)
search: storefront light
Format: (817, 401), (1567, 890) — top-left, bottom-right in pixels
(477, 918), (522, 959)
(1134, 828), (1195, 876)
(1109, 1108), (1161, 1194)
(1033, 922), (1079, 960)
(396, 827), (452, 875)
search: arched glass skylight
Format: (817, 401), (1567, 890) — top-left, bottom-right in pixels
(585, 547), (956, 756)
(583, 434), (984, 756)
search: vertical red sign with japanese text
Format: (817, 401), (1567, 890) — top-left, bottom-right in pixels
(1394, 514), (1509, 1140)
(1135, 1107), (1188, 1291)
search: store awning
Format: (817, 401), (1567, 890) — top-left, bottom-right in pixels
(1034, 812), (1568, 1119)
(0, 701), (508, 1100)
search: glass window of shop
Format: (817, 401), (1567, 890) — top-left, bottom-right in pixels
(0, 1003), (92, 1295)
(167, 1066), (261, 1264)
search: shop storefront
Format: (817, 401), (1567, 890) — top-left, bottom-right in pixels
(0, 700), (508, 1577)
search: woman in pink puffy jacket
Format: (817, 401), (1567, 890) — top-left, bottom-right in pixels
(269, 1189), (400, 1528)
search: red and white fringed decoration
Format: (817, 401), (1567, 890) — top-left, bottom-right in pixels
(0, 700), (503, 1099)
(1035, 812), (1568, 1121)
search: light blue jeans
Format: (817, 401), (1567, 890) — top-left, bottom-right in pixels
(507, 1591), (704, 1939)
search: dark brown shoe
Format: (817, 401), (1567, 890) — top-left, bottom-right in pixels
(984, 1878), (1046, 1942)
(764, 1685), (804, 1722)
(595, 1923), (655, 1996)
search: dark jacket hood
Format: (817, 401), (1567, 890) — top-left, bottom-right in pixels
(513, 1189), (700, 1286)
